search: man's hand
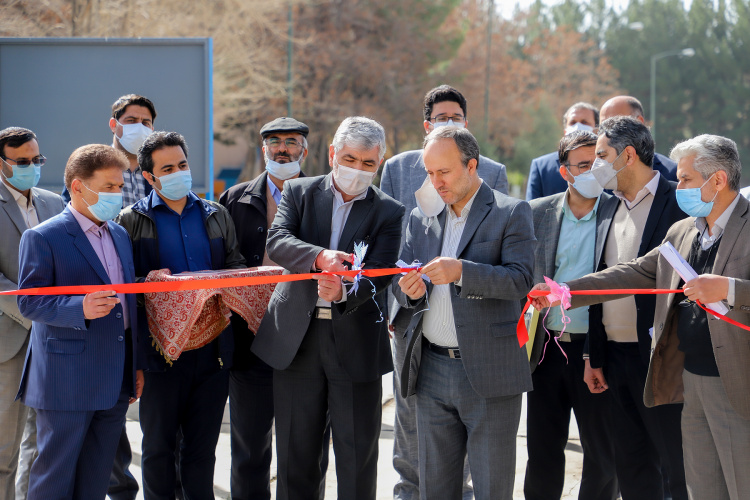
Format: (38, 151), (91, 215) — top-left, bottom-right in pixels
(82, 291), (119, 320)
(421, 257), (462, 285)
(313, 273), (344, 302)
(684, 274), (729, 304)
(130, 370), (144, 405)
(583, 359), (608, 393)
(315, 250), (352, 273)
(398, 270), (427, 300)
(529, 283), (561, 310)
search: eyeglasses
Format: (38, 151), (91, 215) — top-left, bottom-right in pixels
(265, 138), (303, 149)
(564, 161), (592, 173)
(430, 114), (465, 124)
(1, 155), (46, 167)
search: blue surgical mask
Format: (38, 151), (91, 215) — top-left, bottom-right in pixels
(81, 182), (123, 222)
(675, 173), (717, 218)
(569, 170), (604, 199)
(1, 160), (41, 192)
(153, 170), (192, 201)
(117, 121), (153, 155)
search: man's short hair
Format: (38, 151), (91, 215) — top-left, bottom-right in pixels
(598, 116), (654, 168)
(331, 117), (386, 162)
(670, 135), (741, 192)
(423, 85), (468, 122)
(559, 130), (598, 166)
(562, 102), (600, 127)
(64, 144), (129, 188)
(423, 127), (480, 169)
(0, 127), (37, 158)
(111, 94), (157, 122)
(138, 131), (189, 174)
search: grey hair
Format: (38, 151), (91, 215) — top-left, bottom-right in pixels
(331, 116), (386, 161)
(422, 126), (480, 168)
(598, 116), (654, 168)
(670, 134), (741, 192)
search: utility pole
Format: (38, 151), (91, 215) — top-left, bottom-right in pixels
(287, 2), (293, 116)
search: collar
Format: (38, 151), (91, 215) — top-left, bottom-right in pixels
(4, 179), (33, 206)
(152, 190), (199, 212)
(695, 192), (741, 242)
(614, 170), (660, 209)
(69, 202), (106, 235)
(329, 176), (368, 205)
(562, 192), (600, 222)
(266, 175), (282, 200)
(448, 179), (483, 221)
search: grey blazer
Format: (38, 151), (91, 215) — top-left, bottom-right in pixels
(392, 182), (536, 399)
(0, 182), (66, 363)
(380, 149), (509, 329)
(528, 191), (611, 369)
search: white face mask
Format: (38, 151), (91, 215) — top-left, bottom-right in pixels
(332, 161), (376, 196)
(266, 159), (301, 180)
(432, 120), (465, 129)
(591, 151), (626, 191)
(565, 122), (594, 135)
(117, 121), (152, 155)
(415, 175), (445, 217)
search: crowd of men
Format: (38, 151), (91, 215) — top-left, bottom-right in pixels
(0, 83), (747, 500)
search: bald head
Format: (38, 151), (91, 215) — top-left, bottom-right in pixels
(600, 96), (646, 124)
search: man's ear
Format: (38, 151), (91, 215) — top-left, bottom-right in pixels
(109, 117), (118, 135)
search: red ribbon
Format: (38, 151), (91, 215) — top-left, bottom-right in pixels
(518, 288), (750, 348)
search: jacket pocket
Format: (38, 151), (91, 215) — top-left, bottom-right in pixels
(46, 338), (85, 354)
(490, 321), (517, 338)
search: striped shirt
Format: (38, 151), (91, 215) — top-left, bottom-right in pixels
(122, 167), (148, 208)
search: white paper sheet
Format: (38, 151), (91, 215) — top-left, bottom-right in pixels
(658, 241), (728, 315)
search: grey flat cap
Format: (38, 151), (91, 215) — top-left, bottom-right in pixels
(259, 117), (309, 138)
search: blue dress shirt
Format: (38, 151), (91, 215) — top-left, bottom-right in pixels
(151, 191), (212, 274)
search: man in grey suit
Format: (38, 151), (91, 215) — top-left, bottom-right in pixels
(526, 130), (617, 500)
(380, 84), (508, 500)
(252, 117), (404, 500)
(533, 134), (750, 500)
(394, 127), (535, 500)
(0, 127), (65, 498)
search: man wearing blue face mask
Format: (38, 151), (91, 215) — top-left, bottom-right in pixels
(526, 130), (618, 500)
(534, 134), (750, 500)
(0, 127), (65, 500)
(115, 131), (245, 500)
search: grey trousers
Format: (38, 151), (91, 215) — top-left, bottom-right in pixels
(415, 347), (521, 500)
(391, 330), (473, 500)
(682, 370), (750, 500)
(15, 407), (37, 500)
(0, 337), (29, 500)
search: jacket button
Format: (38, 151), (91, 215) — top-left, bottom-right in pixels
(308, 311), (313, 317)
(254, 255), (261, 261)
(117, 336), (124, 342)
(258, 226), (265, 233)
(116, 312), (122, 319)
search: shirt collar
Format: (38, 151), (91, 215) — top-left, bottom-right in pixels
(152, 189), (199, 212)
(4, 179), (33, 206)
(562, 192), (600, 222)
(614, 170), (660, 208)
(69, 202), (107, 236)
(695, 192), (741, 242)
(448, 180), (483, 222)
(266, 175), (282, 203)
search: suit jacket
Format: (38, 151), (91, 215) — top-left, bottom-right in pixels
(528, 190), (611, 370)
(0, 183), (66, 367)
(380, 149), (509, 331)
(526, 151), (679, 201)
(15, 207), (138, 411)
(568, 195), (750, 419)
(251, 174), (405, 383)
(584, 174), (686, 367)
(393, 182), (536, 399)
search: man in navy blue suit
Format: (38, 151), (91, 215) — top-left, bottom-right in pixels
(16, 144), (142, 500)
(526, 102), (599, 200)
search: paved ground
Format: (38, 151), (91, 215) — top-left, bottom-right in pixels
(124, 373), (584, 499)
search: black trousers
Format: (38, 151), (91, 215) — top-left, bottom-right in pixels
(605, 342), (687, 500)
(107, 425), (139, 500)
(273, 318), (382, 500)
(228, 353), (332, 500)
(525, 337), (618, 500)
(139, 342), (230, 500)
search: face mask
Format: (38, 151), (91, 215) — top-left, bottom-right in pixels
(675, 173), (717, 218)
(565, 122), (594, 135)
(117, 121), (152, 155)
(591, 151), (626, 191)
(81, 182), (123, 222)
(432, 120), (465, 129)
(568, 170), (604, 199)
(415, 175), (446, 217)
(153, 170), (192, 201)
(266, 159), (301, 180)
(1, 160), (41, 192)
(332, 161), (376, 196)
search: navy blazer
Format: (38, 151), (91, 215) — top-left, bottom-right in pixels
(586, 174), (686, 367)
(15, 207), (138, 411)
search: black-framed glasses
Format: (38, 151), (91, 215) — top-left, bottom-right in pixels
(564, 160), (593, 173)
(265, 138), (303, 149)
(1, 155), (46, 167)
(430, 114), (465, 123)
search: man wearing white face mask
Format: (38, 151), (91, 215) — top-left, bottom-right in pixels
(525, 130), (618, 500)
(252, 117), (404, 500)
(116, 131), (245, 500)
(526, 101), (599, 200)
